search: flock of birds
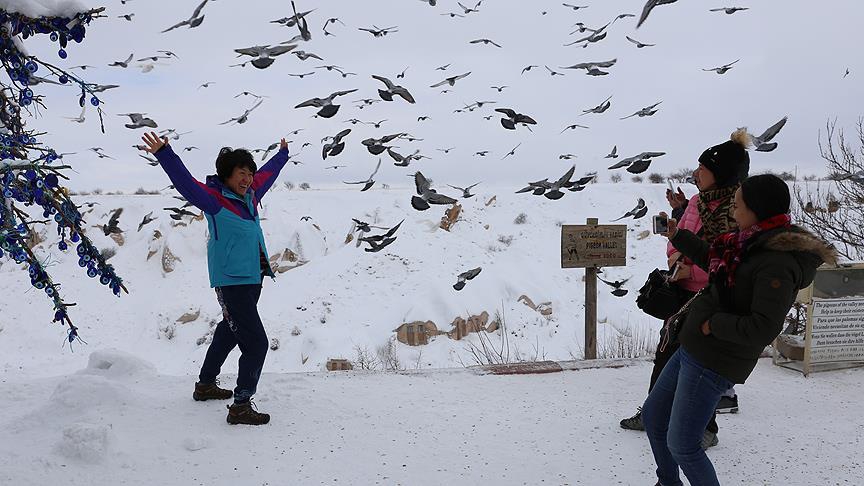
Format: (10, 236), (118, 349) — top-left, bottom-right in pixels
(59, 0), (804, 295)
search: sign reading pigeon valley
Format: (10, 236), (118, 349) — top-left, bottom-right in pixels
(560, 224), (627, 268)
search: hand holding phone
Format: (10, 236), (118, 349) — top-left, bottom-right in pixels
(653, 214), (669, 234)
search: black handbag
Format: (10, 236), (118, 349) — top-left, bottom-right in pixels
(659, 289), (705, 352)
(636, 265), (685, 320)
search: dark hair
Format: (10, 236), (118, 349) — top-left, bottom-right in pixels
(740, 174), (791, 221)
(215, 147), (256, 182)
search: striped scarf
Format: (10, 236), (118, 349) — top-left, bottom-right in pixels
(708, 213), (792, 287)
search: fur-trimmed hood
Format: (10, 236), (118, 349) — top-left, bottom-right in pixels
(754, 225), (838, 289)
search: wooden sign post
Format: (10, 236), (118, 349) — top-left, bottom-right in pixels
(561, 218), (627, 359)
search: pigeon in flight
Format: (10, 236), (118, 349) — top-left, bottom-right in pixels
(457, 1), (482, 14)
(490, 86), (508, 92)
(102, 208), (124, 236)
(220, 99), (264, 125)
(561, 123), (589, 133)
(343, 159), (382, 192)
(412, 172), (458, 211)
(162, 0), (211, 32)
(359, 220), (404, 253)
(234, 45), (295, 69)
(567, 173), (597, 192)
(496, 108), (537, 130)
(322, 129), (351, 159)
(271, 9), (315, 27)
(501, 143), (522, 160)
(582, 95), (612, 115)
(562, 4), (589, 10)
(521, 65), (539, 74)
(372, 75), (416, 103)
(137, 211), (156, 232)
(430, 72), (471, 88)
(598, 276), (630, 297)
(164, 207), (198, 220)
(637, 0), (678, 28)
(747, 116), (788, 152)
(109, 53), (134, 68)
(65, 106), (86, 124)
(469, 38), (502, 48)
(294, 89), (358, 118)
(139, 153), (159, 167)
(626, 36), (655, 48)
(358, 25), (398, 37)
(545, 166), (577, 200)
(613, 198), (648, 221)
(362, 133), (403, 155)
(709, 7), (749, 14)
(620, 101), (662, 120)
(447, 182), (481, 198)
(119, 113), (158, 129)
(292, 50), (324, 61)
(703, 59), (739, 74)
(608, 151), (666, 174)
(560, 59), (617, 76)
(605, 145), (618, 158)
(198, 81), (216, 89)
(453, 267), (482, 291)
(290, 1), (312, 41)
(288, 72), (315, 79)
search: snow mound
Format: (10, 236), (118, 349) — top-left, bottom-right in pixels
(54, 422), (113, 463)
(181, 436), (211, 452)
(0, 0), (90, 17)
(48, 374), (125, 411)
(79, 349), (157, 380)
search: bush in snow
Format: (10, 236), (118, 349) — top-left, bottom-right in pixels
(353, 345), (379, 370)
(631, 176), (644, 183)
(497, 234), (514, 246)
(299, 182), (311, 190)
(513, 212), (528, 225)
(376, 336), (403, 371)
(610, 173), (622, 183)
(284, 181), (295, 190)
(648, 173), (665, 184)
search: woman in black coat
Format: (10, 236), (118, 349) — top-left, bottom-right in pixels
(642, 174), (837, 486)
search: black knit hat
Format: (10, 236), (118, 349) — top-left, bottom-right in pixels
(740, 174), (791, 221)
(698, 129), (751, 188)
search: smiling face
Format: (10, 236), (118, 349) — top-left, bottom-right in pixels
(225, 166), (254, 196)
(693, 163), (717, 192)
(732, 188), (759, 230)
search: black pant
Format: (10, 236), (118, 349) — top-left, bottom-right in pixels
(650, 332), (719, 434)
(198, 283), (268, 404)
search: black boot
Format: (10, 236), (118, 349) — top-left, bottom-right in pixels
(226, 400), (270, 425)
(620, 407), (645, 431)
(193, 380), (233, 401)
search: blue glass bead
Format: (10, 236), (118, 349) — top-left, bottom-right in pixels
(90, 97), (99, 107)
(58, 75), (68, 84)
(58, 241), (67, 251)
(45, 174), (58, 187)
(50, 32), (58, 42)
(70, 233), (80, 243)
(88, 268), (98, 278)
(58, 49), (67, 59)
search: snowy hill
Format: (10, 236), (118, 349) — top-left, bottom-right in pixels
(1, 183), (671, 377)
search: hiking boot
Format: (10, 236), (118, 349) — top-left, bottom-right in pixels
(193, 380), (233, 401)
(701, 430), (719, 450)
(715, 394), (739, 414)
(620, 408), (645, 431)
(226, 400), (270, 425)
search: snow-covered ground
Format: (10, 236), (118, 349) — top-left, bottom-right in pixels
(1, 349), (862, 486)
(1, 184), (671, 377)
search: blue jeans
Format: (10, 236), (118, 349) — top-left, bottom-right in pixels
(642, 348), (733, 486)
(198, 284), (268, 404)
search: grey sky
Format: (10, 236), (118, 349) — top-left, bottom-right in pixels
(22, 0), (864, 191)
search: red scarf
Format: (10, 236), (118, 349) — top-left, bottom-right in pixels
(708, 213), (792, 287)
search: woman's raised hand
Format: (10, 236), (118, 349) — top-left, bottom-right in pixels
(141, 131), (169, 154)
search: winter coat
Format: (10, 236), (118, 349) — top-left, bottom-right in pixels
(154, 145), (290, 288)
(666, 194), (725, 293)
(670, 225), (837, 383)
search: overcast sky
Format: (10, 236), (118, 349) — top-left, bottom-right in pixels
(20, 0), (864, 191)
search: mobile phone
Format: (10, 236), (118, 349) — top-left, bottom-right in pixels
(653, 215), (669, 234)
(669, 263), (682, 281)
(667, 180), (674, 192)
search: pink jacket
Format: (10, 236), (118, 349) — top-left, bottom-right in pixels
(666, 194), (723, 292)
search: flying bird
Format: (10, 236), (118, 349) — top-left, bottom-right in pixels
(598, 276), (630, 297)
(162, 0), (211, 32)
(605, 145), (618, 158)
(372, 75), (416, 103)
(608, 151), (666, 174)
(496, 108), (537, 130)
(637, 0), (679, 28)
(294, 89), (358, 118)
(358, 25), (398, 37)
(582, 95), (612, 115)
(709, 7), (749, 14)
(343, 159), (382, 192)
(109, 53), (134, 68)
(469, 38), (502, 48)
(102, 208), (123, 235)
(457, 1), (482, 14)
(119, 113), (158, 129)
(447, 182), (481, 198)
(359, 220), (404, 253)
(626, 36), (655, 48)
(501, 143), (522, 160)
(703, 59), (739, 74)
(137, 211), (156, 232)
(560, 58), (617, 76)
(613, 198), (648, 221)
(412, 172), (458, 211)
(453, 267), (482, 291)
(430, 72), (471, 88)
(747, 116), (788, 152)
(561, 123), (589, 133)
(234, 44), (295, 69)
(620, 101), (662, 120)
(219, 99), (263, 125)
